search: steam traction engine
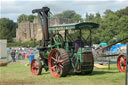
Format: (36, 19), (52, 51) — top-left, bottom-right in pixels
(30, 7), (99, 78)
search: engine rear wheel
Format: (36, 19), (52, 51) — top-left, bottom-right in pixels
(117, 55), (127, 72)
(48, 48), (70, 78)
(31, 59), (42, 76)
(81, 53), (94, 75)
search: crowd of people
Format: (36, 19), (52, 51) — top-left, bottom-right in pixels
(10, 48), (32, 62)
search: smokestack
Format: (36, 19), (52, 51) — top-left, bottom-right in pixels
(42, 7), (50, 41)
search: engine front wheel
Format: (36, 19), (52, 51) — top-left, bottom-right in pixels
(31, 59), (42, 76)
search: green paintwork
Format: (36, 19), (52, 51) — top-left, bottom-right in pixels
(48, 22), (99, 31)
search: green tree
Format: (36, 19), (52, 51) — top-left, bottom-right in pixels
(85, 13), (95, 21)
(53, 13), (64, 18)
(94, 12), (102, 23)
(28, 15), (37, 22)
(62, 10), (76, 19)
(72, 14), (83, 23)
(0, 18), (17, 42)
(85, 13), (89, 21)
(104, 9), (114, 15)
(115, 15), (128, 40)
(53, 10), (83, 23)
(17, 14), (36, 23)
(93, 7), (128, 44)
(0, 27), (9, 39)
(116, 7), (128, 18)
(94, 14), (119, 44)
(17, 14), (28, 23)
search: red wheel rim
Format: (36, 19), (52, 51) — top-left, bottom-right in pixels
(48, 49), (63, 78)
(117, 55), (126, 72)
(31, 59), (40, 76)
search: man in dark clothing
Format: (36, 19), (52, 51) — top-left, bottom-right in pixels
(74, 36), (84, 52)
(11, 50), (16, 62)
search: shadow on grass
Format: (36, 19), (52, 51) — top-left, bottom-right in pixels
(92, 70), (118, 75)
(67, 70), (119, 77)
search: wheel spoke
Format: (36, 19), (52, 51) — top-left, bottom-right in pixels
(57, 56), (61, 61)
(51, 65), (56, 72)
(55, 51), (59, 56)
(56, 51), (61, 60)
(123, 58), (126, 65)
(51, 57), (57, 61)
(120, 61), (124, 66)
(56, 66), (61, 74)
(56, 66), (59, 73)
(123, 62), (126, 66)
(33, 64), (37, 69)
(59, 65), (63, 74)
(120, 60), (123, 63)
(120, 58), (123, 61)
(119, 61), (121, 64)
(56, 54), (59, 60)
(122, 57), (125, 61)
(56, 56), (58, 61)
(59, 64), (63, 68)
(33, 63), (39, 72)
(58, 60), (63, 63)
(35, 65), (39, 69)
(123, 66), (125, 71)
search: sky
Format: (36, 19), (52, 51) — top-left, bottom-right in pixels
(0, 0), (128, 22)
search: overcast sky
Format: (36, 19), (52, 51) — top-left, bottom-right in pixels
(0, 0), (128, 22)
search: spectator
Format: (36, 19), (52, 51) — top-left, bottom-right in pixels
(11, 50), (16, 62)
(27, 49), (31, 58)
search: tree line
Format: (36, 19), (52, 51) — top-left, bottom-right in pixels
(0, 7), (128, 44)
(0, 18), (17, 42)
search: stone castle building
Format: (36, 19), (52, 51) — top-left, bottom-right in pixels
(16, 18), (72, 41)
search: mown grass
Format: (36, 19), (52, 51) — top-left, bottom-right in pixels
(0, 61), (127, 85)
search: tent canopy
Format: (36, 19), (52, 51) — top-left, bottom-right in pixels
(110, 43), (126, 53)
(99, 42), (107, 46)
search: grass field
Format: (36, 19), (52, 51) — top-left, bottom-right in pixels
(0, 60), (127, 85)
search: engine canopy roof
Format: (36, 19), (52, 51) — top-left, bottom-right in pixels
(49, 22), (99, 31)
